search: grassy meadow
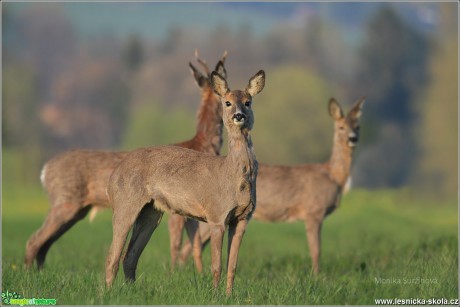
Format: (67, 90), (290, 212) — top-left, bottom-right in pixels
(2, 183), (458, 305)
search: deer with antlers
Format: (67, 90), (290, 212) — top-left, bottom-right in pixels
(24, 51), (228, 270)
(105, 69), (265, 295)
(174, 97), (365, 274)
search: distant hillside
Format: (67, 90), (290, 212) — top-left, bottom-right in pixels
(4, 2), (438, 46)
(61, 2), (281, 42)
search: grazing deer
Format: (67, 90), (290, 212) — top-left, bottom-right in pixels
(175, 97), (365, 274)
(105, 69), (265, 295)
(24, 51), (227, 270)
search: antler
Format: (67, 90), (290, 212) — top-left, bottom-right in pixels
(195, 49), (210, 75)
(220, 50), (228, 64)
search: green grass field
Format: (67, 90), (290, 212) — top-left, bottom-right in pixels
(2, 184), (458, 305)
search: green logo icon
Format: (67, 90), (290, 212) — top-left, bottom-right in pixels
(1, 290), (22, 305)
(1, 291), (56, 306)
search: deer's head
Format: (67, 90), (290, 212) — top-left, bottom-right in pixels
(210, 70), (265, 132)
(328, 97), (365, 148)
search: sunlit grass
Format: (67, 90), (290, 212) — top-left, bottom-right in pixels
(2, 187), (458, 305)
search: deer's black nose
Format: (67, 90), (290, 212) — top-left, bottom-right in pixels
(349, 136), (358, 143)
(233, 113), (246, 122)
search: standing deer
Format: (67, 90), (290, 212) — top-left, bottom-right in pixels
(24, 51), (227, 270)
(105, 69), (265, 295)
(175, 97), (365, 274)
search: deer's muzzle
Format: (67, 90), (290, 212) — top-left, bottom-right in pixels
(232, 113), (246, 124)
(348, 133), (358, 147)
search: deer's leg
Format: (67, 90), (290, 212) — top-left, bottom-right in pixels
(179, 221), (212, 266)
(210, 223), (225, 289)
(184, 218), (203, 273)
(305, 216), (323, 275)
(36, 206), (92, 268)
(24, 202), (88, 269)
(105, 203), (140, 287)
(123, 204), (163, 282)
(168, 214), (185, 270)
(199, 222), (212, 250)
(225, 219), (247, 296)
(179, 221), (211, 267)
(178, 237), (192, 265)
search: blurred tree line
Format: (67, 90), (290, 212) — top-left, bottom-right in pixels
(2, 3), (457, 199)
(413, 4), (458, 198)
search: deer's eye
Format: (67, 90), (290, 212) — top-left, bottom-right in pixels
(339, 126), (345, 130)
(225, 101), (231, 107)
(245, 101), (252, 107)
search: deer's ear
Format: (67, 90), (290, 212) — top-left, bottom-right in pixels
(189, 62), (207, 88)
(348, 97), (365, 120)
(328, 98), (344, 120)
(210, 71), (229, 97)
(214, 60), (227, 80)
(246, 70), (265, 97)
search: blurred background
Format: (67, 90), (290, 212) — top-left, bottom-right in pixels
(2, 2), (458, 201)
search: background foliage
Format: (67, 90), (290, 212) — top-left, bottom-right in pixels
(3, 2), (458, 198)
(2, 2), (458, 305)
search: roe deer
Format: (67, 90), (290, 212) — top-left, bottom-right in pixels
(167, 50), (228, 273)
(105, 70), (265, 295)
(24, 51), (227, 270)
(175, 97), (365, 274)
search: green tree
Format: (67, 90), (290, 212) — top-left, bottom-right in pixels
(3, 62), (44, 184)
(353, 5), (430, 188)
(357, 5), (429, 124)
(413, 3), (458, 199)
(121, 101), (195, 150)
(252, 66), (337, 165)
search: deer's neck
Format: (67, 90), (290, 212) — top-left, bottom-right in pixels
(226, 129), (257, 180)
(327, 134), (353, 188)
(194, 89), (223, 155)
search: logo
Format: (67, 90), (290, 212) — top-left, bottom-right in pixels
(2, 290), (22, 305)
(1, 290), (56, 306)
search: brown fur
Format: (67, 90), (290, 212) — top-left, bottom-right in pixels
(24, 52), (227, 270)
(175, 97), (365, 274)
(105, 70), (265, 295)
